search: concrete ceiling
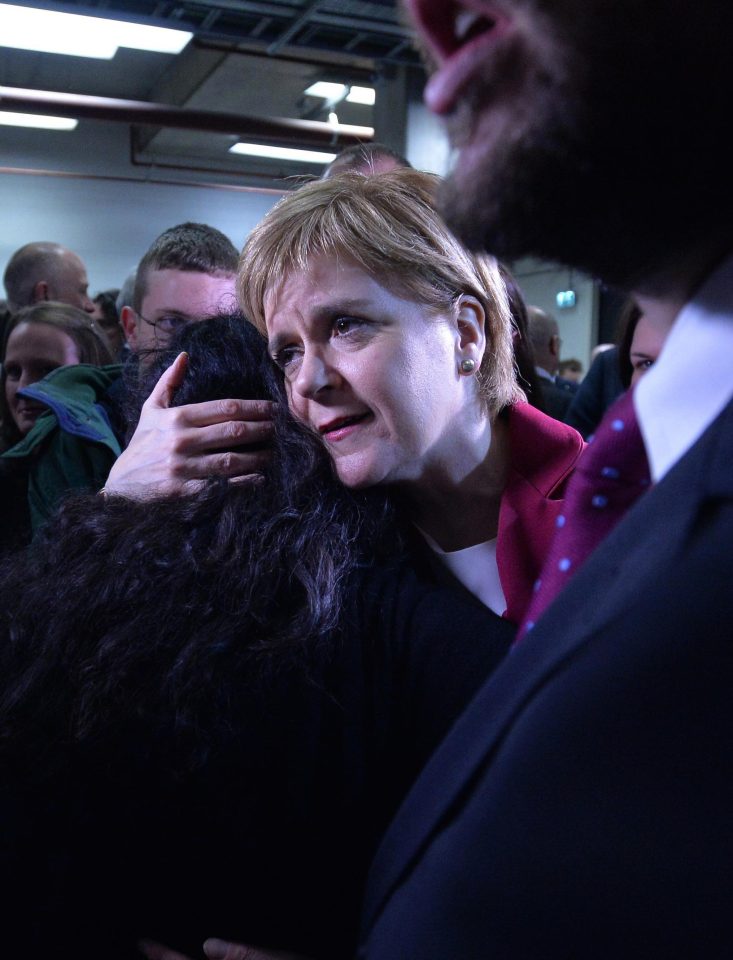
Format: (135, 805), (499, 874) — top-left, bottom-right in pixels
(0, 0), (423, 183)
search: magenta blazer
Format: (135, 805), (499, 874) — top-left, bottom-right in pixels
(498, 403), (585, 623)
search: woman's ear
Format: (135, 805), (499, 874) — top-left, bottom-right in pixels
(455, 295), (486, 374)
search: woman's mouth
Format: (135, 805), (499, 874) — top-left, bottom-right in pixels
(319, 412), (372, 442)
(16, 404), (44, 421)
(405, 0), (513, 114)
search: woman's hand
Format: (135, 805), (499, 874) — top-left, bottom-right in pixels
(139, 936), (311, 960)
(104, 353), (275, 499)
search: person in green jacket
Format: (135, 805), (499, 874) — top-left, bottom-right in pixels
(0, 301), (113, 542)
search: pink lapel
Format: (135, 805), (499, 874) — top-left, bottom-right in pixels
(497, 404), (585, 622)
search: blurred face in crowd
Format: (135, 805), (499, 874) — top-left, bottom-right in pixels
(403, 0), (730, 285)
(559, 362), (582, 384)
(629, 315), (667, 386)
(266, 253), (485, 492)
(4, 322), (81, 435)
(90, 298), (125, 358)
(49, 251), (95, 314)
(122, 269), (237, 358)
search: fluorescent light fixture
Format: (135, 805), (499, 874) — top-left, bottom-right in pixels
(0, 3), (192, 59)
(304, 81), (347, 101)
(230, 142), (337, 164)
(330, 123), (375, 137)
(304, 81), (376, 107)
(346, 86), (376, 106)
(0, 110), (78, 131)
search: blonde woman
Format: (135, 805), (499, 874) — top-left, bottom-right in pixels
(109, 170), (583, 623)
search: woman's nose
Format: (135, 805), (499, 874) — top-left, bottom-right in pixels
(292, 349), (339, 399)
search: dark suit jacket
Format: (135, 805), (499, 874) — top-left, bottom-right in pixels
(565, 347), (625, 437)
(537, 374), (575, 421)
(359, 395), (733, 959)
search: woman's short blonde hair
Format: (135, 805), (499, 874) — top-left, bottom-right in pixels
(239, 169), (524, 415)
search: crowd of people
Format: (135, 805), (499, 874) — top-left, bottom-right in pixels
(0, 0), (731, 955)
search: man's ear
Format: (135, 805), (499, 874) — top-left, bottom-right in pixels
(120, 305), (139, 351)
(455, 295), (486, 371)
(31, 280), (50, 303)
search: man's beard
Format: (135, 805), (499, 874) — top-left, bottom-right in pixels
(434, 20), (733, 290)
(435, 36), (597, 270)
(439, 93), (582, 264)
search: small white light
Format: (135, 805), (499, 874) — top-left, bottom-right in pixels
(0, 3), (192, 59)
(328, 111), (339, 126)
(0, 111), (78, 131)
(304, 81), (347, 101)
(556, 290), (576, 309)
(230, 142), (337, 164)
(346, 86), (376, 106)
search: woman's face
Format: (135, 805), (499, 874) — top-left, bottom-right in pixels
(4, 322), (81, 435)
(629, 314), (666, 386)
(265, 253), (484, 490)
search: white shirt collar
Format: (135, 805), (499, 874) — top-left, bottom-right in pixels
(534, 365), (554, 383)
(634, 252), (733, 482)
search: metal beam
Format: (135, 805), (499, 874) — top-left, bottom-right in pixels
(267, 0), (325, 56)
(0, 85), (371, 148)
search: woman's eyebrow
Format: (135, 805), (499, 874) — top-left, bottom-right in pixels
(310, 297), (374, 320)
(268, 333), (288, 355)
(268, 299), (376, 353)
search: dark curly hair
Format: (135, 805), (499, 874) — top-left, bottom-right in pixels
(0, 314), (396, 772)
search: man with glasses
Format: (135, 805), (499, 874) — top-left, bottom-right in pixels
(103, 221), (272, 498)
(120, 222), (239, 364)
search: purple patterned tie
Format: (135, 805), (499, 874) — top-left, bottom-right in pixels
(516, 388), (651, 643)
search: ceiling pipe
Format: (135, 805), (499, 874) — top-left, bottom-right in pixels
(0, 85), (371, 148)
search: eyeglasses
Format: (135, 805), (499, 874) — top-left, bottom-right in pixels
(136, 311), (192, 336)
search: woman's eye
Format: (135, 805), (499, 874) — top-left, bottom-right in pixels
(633, 358), (654, 371)
(333, 316), (362, 336)
(272, 347), (300, 373)
(4, 365), (20, 381)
